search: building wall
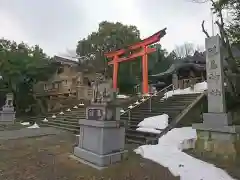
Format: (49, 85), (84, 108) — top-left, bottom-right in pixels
(34, 64), (81, 96)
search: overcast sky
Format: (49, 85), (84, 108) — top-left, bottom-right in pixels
(0, 0), (216, 56)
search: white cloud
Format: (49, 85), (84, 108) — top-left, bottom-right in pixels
(0, 11), (28, 43)
(0, 0), (215, 55)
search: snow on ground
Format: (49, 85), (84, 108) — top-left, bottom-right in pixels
(134, 127), (235, 180)
(42, 118), (48, 122)
(117, 94), (129, 99)
(27, 122), (40, 129)
(136, 127), (161, 134)
(138, 114), (169, 130)
(163, 81), (207, 100)
(21, 122), (30, 126)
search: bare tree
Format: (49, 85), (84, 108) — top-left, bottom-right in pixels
(191, 0), (239, 97)
(174, 42), (195, 58)
(192, 0), (238, 72)
(196, 45), (205, 52)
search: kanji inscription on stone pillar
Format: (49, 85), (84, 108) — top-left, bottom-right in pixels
(205, 35), (226, 113)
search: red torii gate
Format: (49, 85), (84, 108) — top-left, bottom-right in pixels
(104, 28), (167, 95)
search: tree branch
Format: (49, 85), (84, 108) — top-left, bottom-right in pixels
(201, 20), (210, 38)
(216, 20), (238, 73)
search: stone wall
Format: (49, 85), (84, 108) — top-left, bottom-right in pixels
(195, 130), (240, 163)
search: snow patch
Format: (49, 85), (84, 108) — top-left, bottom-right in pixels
(128, 105), (133, 109)
(21, 122), (30, 126)
(66, 108), (71, 112)
(136, 127), (161, 134)
(134, 127), (235, 180)
(73, 106), (78, 109)
(27, 122), (40, 129)
(52, 114), (56, 118)
(117, 94), (129, 99)
(138, 114), (169, 130)
(163, 81), (207, 100)
(42, 118), (48, 122)
(134, 101), (140, 105)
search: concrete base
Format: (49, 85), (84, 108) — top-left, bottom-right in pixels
(74, 147), (127, 169)
(193, 122), (240, 162)
(74, 119), (127, 169)
(202, 112), (232, 126)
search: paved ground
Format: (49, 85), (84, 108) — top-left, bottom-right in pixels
(0, 123), (25, 131)
(0, 127), (63, 140)
(0, 130), (179, 180)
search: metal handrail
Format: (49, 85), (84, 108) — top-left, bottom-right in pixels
(121, 84), (174, 115)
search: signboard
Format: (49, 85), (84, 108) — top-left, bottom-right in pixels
(87, 108), (104, 121)
(86, 105), (115, 121)
(205, 35), (226, 113)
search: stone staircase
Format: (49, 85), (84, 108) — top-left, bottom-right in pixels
(121, 93), (203, 145)
(21, 95), (140, 132)
(21, 85), (205, 145)
(41, 107), (85, 133)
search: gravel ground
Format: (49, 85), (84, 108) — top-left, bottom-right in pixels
(0, 131), (179, 180)
(0, 123), (25, 131)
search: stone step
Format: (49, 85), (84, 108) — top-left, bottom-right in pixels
(121, 114), (177, 121)
(46, 119), (79, 125)
(138, 100), (188, 105)
(54, 112), (85, 116)
(172, 93), (201, 97)
(126, 129), (159, 138)
(137, 107), (184, 112)
(125, 134), (146, 144)
(56, 115), (85, 119)
(126, 138), (145, 145)
(152, 98), (194, 103)
(48, 115), (84, 120)
(121, 117), (174, 124)
(165, 96), (198, 101)
(121, 114), (178, 121)
(50, 110), (85, 116)
(129, 111), (180, 117)
(139, 104), (187, 108)
(44, 121), (79, 129)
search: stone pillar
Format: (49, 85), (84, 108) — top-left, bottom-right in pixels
(0, 93), (16, 124)
(73, 101), (127, 169)
(172, 72), (178, 89)
(200, 35), (229, 126)
(193, 35), (240, 162)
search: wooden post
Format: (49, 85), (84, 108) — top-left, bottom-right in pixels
(112, 56), (119, 91)
(142, 46), (149, 94)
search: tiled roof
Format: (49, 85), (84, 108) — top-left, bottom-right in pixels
(54, 55), (79, 65)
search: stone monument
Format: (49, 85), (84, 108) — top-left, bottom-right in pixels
(193, 35), (240, 162)
(0, 93), (16, 124)
(73, 80), (127, 169)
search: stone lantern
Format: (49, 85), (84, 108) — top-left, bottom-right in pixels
(0, 93), (16, 124)
(73, 80), (127, 169)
